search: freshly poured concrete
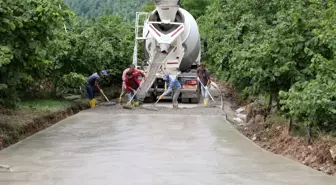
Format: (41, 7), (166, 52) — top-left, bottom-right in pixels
(0, 109), (335, 185)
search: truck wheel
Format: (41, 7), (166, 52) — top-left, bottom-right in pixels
(144, 95), (155, 103)
(190, 97), (200, 103)
(190, 90), (201, 103)
(182, 98), (189, 103)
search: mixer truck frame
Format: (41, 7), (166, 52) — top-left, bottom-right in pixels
(133, 0), (202, 104)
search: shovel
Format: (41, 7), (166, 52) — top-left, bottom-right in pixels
(99, 89), (110, 102)
(127, 87), (140, 104)
(122, 87), (141, 109)
(210, 81), (225, 110)
(198, 79), (216, 103)
(99, 89), (117, 106)
(141, 96), (161, 111)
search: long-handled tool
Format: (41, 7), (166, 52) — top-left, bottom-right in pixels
(98, 89), (117, 106)
(126, 77), (146, 104)
(198, 79), (216, 103)
(99, 89), (110, 102)
(141, 96), (161, 111)
(127, 87), (139, 104)
(152, 97), (161, 107)
(211, 81), (225, 110)
(122, 88), (140, 109)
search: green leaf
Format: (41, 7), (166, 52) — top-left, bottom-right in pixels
(37, 5), (43, 12)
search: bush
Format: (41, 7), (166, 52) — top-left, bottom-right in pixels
(199, 0), (336, 134)
(57, 73), (86, 97)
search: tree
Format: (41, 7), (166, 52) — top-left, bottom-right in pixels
(0, 0), (73, 106)
(0, 0), (135, 107)
(64, 0), (149, 20)
(181, 0), (211, 19)
(198, 0), (336, 134)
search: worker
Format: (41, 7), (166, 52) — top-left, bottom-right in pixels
(86, 70), (108, 108)
(159, 74), (182, 109)
(197, 63), (211, 106)
(124, 71), (141, 106)
(119, 64), (146, 105)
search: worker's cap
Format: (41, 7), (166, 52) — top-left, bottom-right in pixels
(101, 70), (108, 76)
(163, 74), (169, 81)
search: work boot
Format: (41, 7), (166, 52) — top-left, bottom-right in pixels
(89, 99), (95, 108)
(127, 101), (134, 107)
(204, 98), (209, 106)
(133, 101), (140, 107)
(119, 96), (123, 105)
(92, 98), (96, 107)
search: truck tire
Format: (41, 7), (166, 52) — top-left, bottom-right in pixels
(190, 89), (201, 103)
(190, 97), (200, 103)
(144, 95), (155, 103)
(182, 98), (189, 103)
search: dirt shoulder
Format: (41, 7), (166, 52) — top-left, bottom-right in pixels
(0, 99), (89, 150)
(218, 82), (336, 176)
(0, 86), (119, 150)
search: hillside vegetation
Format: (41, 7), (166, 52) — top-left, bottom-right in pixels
(64, 0), (149, 20)
(198, 0), (336, 136)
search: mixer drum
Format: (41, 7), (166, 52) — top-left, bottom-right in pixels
(143, 8), (201, 72)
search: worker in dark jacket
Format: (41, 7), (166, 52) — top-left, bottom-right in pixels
(197, 63), (211, 106)
(86, 70), (108, 108)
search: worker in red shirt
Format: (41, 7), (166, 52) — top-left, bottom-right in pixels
(119, 64), (146, 104)
(124, 71), (141, 106)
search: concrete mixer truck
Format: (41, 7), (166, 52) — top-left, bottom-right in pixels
(134, 0), (202, 103)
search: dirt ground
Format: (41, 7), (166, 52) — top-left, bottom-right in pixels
(218, 82), (336, 176)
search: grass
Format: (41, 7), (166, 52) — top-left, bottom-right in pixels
(18, 99), (77, 112)
(0, 98), (88, 149)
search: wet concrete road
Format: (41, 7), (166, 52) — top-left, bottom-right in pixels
(0, 107), (335, 185)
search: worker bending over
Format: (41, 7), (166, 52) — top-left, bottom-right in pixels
(119, 64), (146, 105)
(160, 74), (182, 109)
(86, 70), (108, 108)
(197, 63), (211, 106)
(124, 71), (141, 107)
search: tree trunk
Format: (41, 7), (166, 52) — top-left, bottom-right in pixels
(288, 117), (293, 134)
(306, 125), (312, 145)
(53, 77), (60, 98)
(264, 93), (273, 121)
(276, 97), (280, 111)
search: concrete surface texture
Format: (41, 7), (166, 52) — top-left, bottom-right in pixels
(0, 106), (335, 185)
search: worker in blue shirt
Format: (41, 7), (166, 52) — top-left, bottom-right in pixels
(86, 70), (108, 108)
(159, 74), (182, 109)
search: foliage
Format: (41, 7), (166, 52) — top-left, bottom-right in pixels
(199, 0), (336, 133)
(140, 1), (155, 12)
(0, 0), (134, 108)
(64, 0), (149, 20)
(51, 15), (134, 88)
(280, 2), (336, 131)
(180, 0), (211, 19)
(57, 72), (86, 96)
(0, 0), (73, 107)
